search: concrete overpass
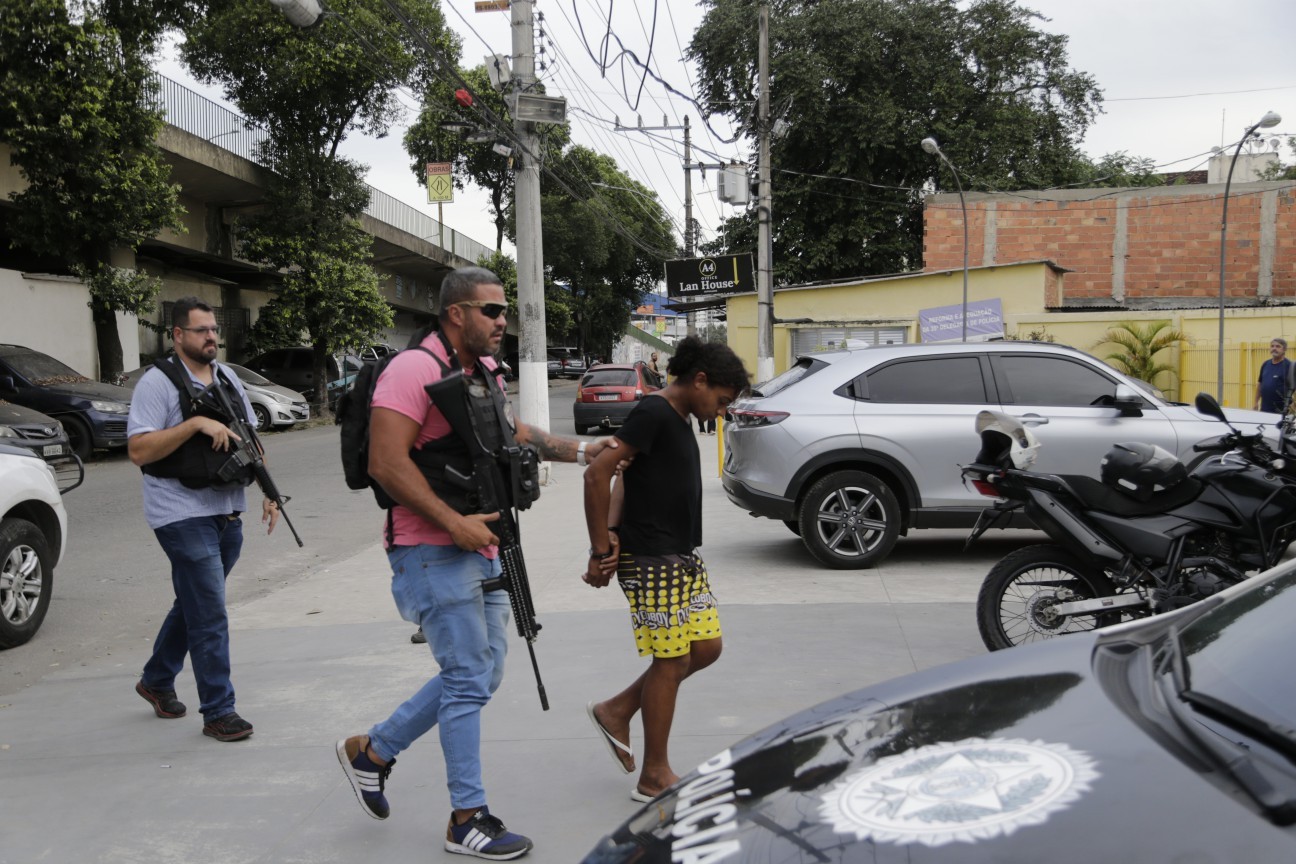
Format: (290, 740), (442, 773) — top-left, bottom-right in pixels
(0, 74), (496, 367)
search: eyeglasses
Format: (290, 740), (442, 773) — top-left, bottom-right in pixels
(456, 301), (508, 319)
(178, 325), (221, 336)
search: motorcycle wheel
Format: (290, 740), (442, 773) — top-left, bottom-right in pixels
(976, 544), (1119, 651)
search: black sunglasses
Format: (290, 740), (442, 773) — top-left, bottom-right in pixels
(456, 301), (507, 319)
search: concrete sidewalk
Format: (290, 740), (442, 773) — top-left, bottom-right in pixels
(0, 434), (1040, 864)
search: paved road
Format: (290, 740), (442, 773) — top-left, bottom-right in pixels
(0, 377), (655, 697)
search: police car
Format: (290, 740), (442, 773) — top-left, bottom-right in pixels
(582, 559), (1296, 862)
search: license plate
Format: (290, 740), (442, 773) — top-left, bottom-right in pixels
(596, 394), (618, 401)
(43, 444), (63, 457)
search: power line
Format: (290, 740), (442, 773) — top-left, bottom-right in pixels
(554, 0), (740, 145)
(1107, 83), (1296, 103)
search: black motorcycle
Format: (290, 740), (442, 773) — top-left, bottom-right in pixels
(963, 393), (1296, 651)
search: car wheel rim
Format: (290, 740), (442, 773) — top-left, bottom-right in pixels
(814, 486), (888, 558)
(998, 570), (1092, 644)
(0, 543), (43, 626)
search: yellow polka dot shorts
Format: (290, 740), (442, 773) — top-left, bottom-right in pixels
(616, 552), (721, 658)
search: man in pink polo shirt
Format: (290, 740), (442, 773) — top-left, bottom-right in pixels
(334, 267), (615, 860)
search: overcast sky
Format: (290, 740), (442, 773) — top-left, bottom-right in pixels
(158, 0), (1295, 262)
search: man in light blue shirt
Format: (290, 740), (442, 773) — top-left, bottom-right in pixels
(126, 297), (278, 742)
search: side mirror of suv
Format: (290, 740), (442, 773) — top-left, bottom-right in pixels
(0, 375), (16, 395)
(1111, 383), (1144, 417)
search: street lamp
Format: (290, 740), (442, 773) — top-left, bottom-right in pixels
(268, 0), (323, 28)
(922, 137), (969, 341)
(1216, 110), (1282, 401)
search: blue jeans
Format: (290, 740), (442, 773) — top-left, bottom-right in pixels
(142, 515), (243, 722)
(368, 545), (510, 810)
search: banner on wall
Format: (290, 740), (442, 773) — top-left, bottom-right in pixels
(919, 298), (1004, 342)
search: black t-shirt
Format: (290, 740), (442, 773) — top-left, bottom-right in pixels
(615, 395), (702, 554)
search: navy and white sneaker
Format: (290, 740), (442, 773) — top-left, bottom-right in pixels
(336, 736), (395, 820)
(445, 807), (533, 860)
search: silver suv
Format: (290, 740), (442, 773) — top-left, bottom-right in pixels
(722, 342), (1274, 569)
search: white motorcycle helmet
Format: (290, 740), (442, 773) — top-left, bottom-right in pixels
(974, 410), (1042, 469)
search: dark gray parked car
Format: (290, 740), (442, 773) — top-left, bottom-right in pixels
(0, 401), (71, 462)
(0, 344), (131, 460)
(722, 341), (1274, 569)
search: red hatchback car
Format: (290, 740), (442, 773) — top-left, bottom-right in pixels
(572, 362), (661, 434)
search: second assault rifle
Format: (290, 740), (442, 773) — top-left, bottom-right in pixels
(205, 375), (305, 547)
(426, 371), (548, 710)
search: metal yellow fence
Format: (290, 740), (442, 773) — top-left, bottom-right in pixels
(1178, 342), (1274, 408)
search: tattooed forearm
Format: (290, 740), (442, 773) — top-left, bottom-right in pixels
(529, 429), (579, 462)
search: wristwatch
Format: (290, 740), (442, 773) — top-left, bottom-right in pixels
(577, 441), (588, 466)
(589, 548), (613, 559)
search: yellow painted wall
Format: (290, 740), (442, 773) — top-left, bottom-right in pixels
(725, 262), (1296, 407)
(727, 262), (1055, 376)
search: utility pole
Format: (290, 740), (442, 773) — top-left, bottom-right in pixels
(684, 116), (694, 258)
(615, 115), (724, 337)
(511, 0), (549, 433)
(683, 116), (697, 336)
(755, 3), (774, 383)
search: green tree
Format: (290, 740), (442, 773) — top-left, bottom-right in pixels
(408, 66), (510, 252)
(405, 64), (570, 252)
(0, 0), (188, 377)
(1258, 136), (1296, 181)
(179, 0), (454, 408)
(539, 146), (678, 358)
(1093, 320), (1189, 392)
(700, 323), (729, 344)
(1076, 152), (1163, 188)
(476, 250), (518, 311)
(689, 0), (1105, 283)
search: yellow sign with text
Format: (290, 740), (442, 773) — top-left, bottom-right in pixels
(425, 162), (453, 203)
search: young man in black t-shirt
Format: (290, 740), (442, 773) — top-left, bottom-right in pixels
(581, 336), (749, 803)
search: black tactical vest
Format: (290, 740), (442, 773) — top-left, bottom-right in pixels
(379, 333), (515, 516)
(140, 358), (255, 491)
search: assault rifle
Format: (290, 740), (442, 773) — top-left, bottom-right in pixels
(426, 372), (548, 711)
(207, 376), (305, 547)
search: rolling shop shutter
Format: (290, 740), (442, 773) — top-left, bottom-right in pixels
(791, 327), (906, 356)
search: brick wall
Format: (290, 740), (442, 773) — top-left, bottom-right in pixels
(922, 184), (1296, 306)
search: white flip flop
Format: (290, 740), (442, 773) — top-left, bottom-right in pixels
(586, 700), (634, 774)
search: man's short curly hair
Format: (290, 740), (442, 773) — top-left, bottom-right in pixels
(666, 336), (750, 392)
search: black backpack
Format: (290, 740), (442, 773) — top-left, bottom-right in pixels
(337, 328), (439, 496)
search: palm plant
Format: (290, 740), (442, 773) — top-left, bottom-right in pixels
(1093, 320), (1190, 391)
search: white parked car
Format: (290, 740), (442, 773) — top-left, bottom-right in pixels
(122, 361), (309, 431)
(0, 445), (68, 648)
